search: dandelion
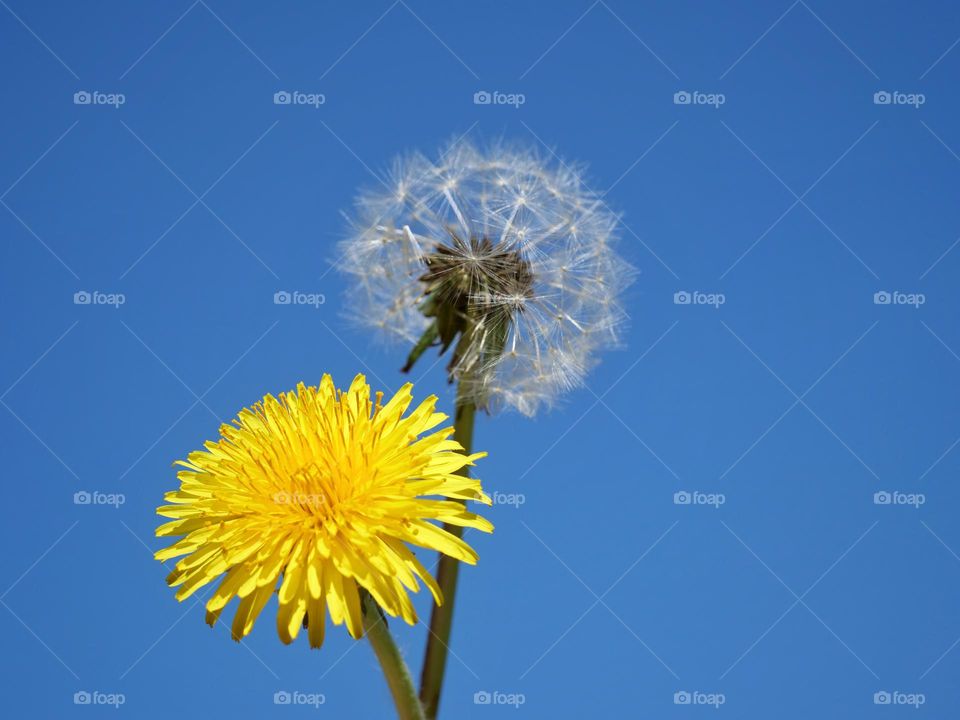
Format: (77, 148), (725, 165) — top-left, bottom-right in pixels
(155, 374), (492, 649)
(339, 139), (633, 416)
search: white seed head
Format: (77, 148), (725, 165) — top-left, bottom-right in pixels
(338, 139), (634, 416)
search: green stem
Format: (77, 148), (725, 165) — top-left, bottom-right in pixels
(419, 386), (476, 719)
(363, 592), (426, 720)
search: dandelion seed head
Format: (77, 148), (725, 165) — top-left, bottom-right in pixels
(339, 139), (634, 415)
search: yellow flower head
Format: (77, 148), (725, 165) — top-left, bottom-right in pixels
(155, 374), (492, 648)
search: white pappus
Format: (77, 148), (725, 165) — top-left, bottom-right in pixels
(338, 139), (634, 416)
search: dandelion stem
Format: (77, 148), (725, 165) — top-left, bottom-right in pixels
(363, 591), (426, 720)
(419, 384), (476, 719)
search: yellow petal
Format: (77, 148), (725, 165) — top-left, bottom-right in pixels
(231, 582), (274, 641)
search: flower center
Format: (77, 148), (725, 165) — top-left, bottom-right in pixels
(272, 462), (331, 519)
(401, 234), (534, 398)
(419, 234), (534, 306)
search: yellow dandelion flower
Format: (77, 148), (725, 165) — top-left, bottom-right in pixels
(155, 374), (492, 648)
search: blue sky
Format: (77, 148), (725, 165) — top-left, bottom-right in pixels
(2, 1), (960, 717)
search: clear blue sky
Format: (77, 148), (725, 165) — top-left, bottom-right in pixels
(2, 1), (960, 717)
